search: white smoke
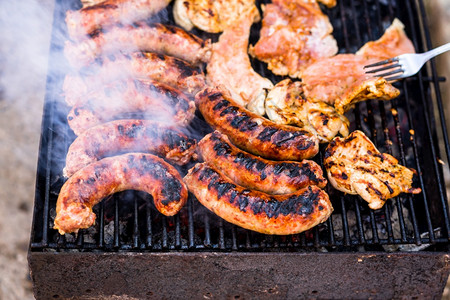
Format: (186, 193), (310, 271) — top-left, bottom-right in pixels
(0, 1), (54, 300)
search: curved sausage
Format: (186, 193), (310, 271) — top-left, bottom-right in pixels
(64, 119), (197, 177)
(195, 87), (319, 160)
(65, 0), (171, 41)
(65, 22), (211, 68)
(63, 52), (206, 105)
(66, 79), (196, 135)
(198, 131), (327, 194)
(55, 153), (188, 235)
(184, 163), (333, 235)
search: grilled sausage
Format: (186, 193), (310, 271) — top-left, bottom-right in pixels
(65, 0), (171, 41)
(198, 131), (327, 194)
(63, 52), (206, 105)
(64, 119), (197, 177)
(195, 87), (319, 160)
(65, 22), (211, 69)
(66, 78), (196, 135)
(184, 163), (333, 235)
(54, 153), (188, 235)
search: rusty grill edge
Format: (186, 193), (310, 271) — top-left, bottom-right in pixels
(29, 0), (450, 299)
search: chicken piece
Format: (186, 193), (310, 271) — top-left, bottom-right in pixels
(265, 79), (349, 142)
(206, 7), (273, 115)
(324, 130), (421, 210)
(302, 19), (414, 114)
(173, 0), (260, 33)
(317, 0), (336, 8)
(249, 0), (338, 78)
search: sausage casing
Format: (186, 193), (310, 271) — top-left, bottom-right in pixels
(64, 119), (197, 177)
(65, 22), (211, 68)
(198, 131), (327, 194)
(195, 87), (319, 160)
(184, 163), (333, 235)
(55, 153), (188, 235)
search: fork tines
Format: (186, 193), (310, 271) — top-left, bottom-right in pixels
(364, 57), (404, 81)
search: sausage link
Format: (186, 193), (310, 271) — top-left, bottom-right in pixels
(66, 78), (196, 135)
(198, 131), (326, 194)
(55, 153), (188, 235)
(195, 87), (319, 160)
(65, 22), (211, 68)
(65, 0), (171, 41)
(64, 119), (197, 177)
(184, 163), (333, 235)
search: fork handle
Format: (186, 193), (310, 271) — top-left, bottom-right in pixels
(423, 42), (450, 61)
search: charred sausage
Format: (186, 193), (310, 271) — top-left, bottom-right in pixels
(184, 163), (333, 235)
(63, 52), (206, 105)
(66, 78), (196, 135)
(195, 87), (319, 160)
(55, 153), (188, 235)
(65, 0), (171, 41)
(65, 22), (211, 68)
(64, 119), (197, 177)
(198, 131), (326, 194)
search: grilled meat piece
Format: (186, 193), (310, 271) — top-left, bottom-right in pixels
(173, 0), (260, 33)
(249, 0), (338, 78)
(67, 78), (196, 135)
(302, 19), (415, 113)
(63, 52), (206, 105)
(206, 7), (273, 115)
(265, 79), (349, 142)
(198, 131), (326, 194)
(324, 130), (421, 210)
(317, 0), (336, 7)
(66, 0), (171, 41)
(64, 119), (197, 177)
(54, 153), (188, 234)
(64, 22), (212, 69)
(184, 162), (333, 235)
(195, 87), (319, 161)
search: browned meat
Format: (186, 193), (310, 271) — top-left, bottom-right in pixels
(173, 0), (260, 33)
(324, 130), (421, 210)
(54, 153), (188, 234)
(66, 78), (196, 135)
(63, 52), (206, 105)
(249, 0), (337, 78)
(64, 22), (211, 69)
(64, 119), (197, 177)
(265, 78), (349, 142)
(184, 162), (333, 235)
(66, 0), (171, 41)
(301, 19), (415, 113)
(195, 87), (319, 161)
(198, 131), (326, 194)
(206, 7), (273, 115)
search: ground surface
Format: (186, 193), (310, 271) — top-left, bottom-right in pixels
(0, 1), (448, 299)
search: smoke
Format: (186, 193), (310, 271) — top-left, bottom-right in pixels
(0, 1), (55, 299)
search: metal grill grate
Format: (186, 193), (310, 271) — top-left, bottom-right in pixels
(30, 0), (450, 253)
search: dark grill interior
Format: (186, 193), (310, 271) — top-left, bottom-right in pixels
(30, 0), (450, 253)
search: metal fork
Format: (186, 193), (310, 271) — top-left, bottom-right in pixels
(364, 42), (450, 81)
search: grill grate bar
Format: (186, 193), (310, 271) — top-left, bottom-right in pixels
(114, 197), (120, 248)
(416, 0), (450, 239)
(146, 201), (153, 248)
(133, 198), (139, 249)
(98, 201), (105, 248)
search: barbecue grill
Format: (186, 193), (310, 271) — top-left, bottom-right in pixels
(28, 0), (450, 299)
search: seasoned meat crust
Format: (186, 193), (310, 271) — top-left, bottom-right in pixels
(64, 22), (211, 69)
(198, 131), (327, 194)
(64, 119), (198, 177)
(184, 162), (333, 235)
(54, 153), (188, 235)
(195, 87), (319, 161)
(66, 78), (196, 135)
(324, 130), (421, 210)
(66, 0), (171, 41)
